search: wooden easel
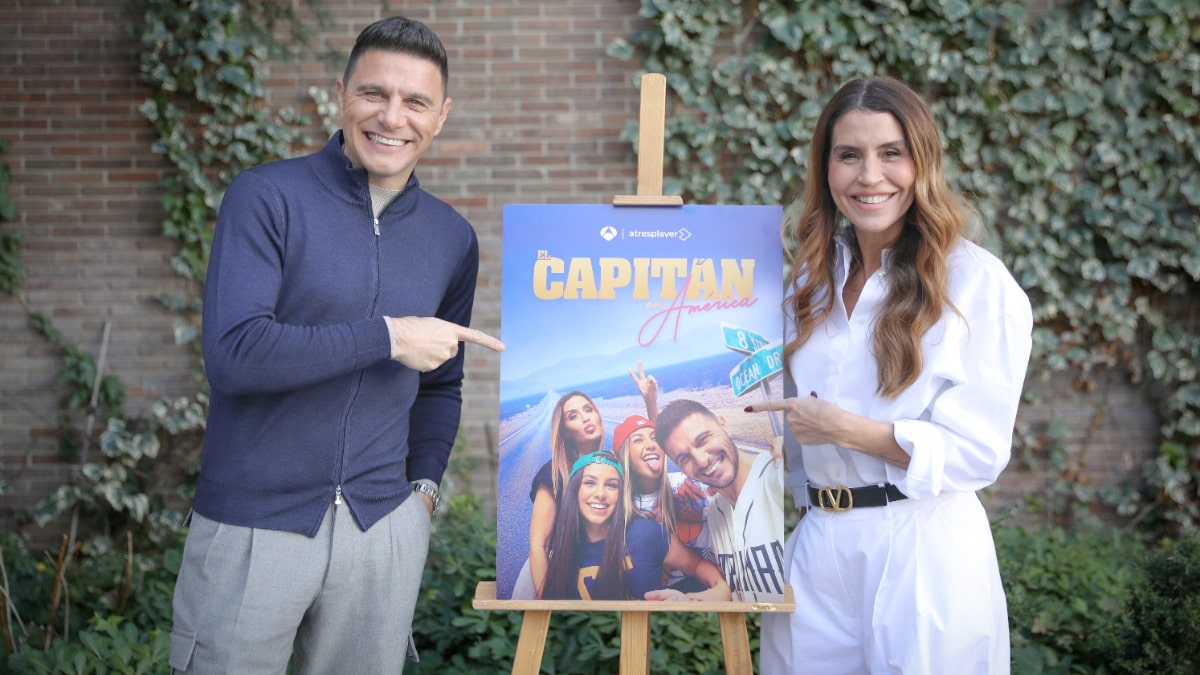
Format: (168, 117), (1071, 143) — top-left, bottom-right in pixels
(474, 73), (795, 674)
(610, 73), (683, 208)
(472, 581), (794, 674)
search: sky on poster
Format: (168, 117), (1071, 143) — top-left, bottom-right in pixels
(500, 204), (784, 402)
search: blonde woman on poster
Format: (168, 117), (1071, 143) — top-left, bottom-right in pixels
(612, 414), (714, 593)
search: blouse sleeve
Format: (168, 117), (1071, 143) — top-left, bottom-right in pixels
(892, 250), (1034, 499)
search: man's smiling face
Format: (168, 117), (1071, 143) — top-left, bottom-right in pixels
(661, 412), (739, 491)
(337, 49), (451, 190)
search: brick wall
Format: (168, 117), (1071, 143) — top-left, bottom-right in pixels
(1, 0), (649, 550)
(0, 1), (1159, 552)
(1, 1), (194, 551)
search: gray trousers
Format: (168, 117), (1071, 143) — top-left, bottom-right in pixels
(169, 496), (431, 674)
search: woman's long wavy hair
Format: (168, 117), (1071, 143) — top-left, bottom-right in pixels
(542, 452), (631, 600)
(548, 391), (604, 500)
(783, 76), (974, 397)
(618, 433), (678, 541)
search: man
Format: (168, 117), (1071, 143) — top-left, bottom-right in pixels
(169, 17), (504, 674)
(654, 398), (786, 602)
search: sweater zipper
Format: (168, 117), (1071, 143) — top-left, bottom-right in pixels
(334, 213), (381, 510)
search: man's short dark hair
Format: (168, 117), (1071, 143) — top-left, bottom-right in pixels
(654, 399), (718, 451)
(343, 16), (449, 95)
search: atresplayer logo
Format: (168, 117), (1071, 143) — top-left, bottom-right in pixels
(615, 227), (691, 241)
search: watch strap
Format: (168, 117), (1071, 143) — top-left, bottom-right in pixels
(412, 479), (441, 516)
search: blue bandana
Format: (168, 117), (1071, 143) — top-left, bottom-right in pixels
(570, 452), (624, 479)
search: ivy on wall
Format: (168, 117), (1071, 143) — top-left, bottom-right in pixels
(611, 0), (1200, 534)
(0, 139), (20, 297)
(0, 140), (16, 497)
(0, 139), (17, 289)
(7, 0), (1197, 539)
(0, 140), (127, 462)
(136, 0), (320, 329)
(12, 0), (324, 529)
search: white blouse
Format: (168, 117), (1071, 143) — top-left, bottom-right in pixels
(784, 234), (1033, 503)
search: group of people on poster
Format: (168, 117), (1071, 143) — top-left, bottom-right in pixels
(512, 363), (786, 604)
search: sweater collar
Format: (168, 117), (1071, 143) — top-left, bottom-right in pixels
(314, 131), (421, 205)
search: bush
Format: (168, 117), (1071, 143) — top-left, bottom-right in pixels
(409, 493), (740, 674)
(1100, 532), (1200, 674)
(997, 525), (1200, 674)
(8, 496), (1196, 673)
(2, 615), (169, 675)
(996, 523), (1142, 674)
(0, 528), (181, 673)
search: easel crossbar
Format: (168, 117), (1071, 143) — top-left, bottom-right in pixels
(472, 581), (793, 614)
(472, 582), (795, 675)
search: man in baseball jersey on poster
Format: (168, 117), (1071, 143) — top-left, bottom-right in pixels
(655, 398), (787, 602)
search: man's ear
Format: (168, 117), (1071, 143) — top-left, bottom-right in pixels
(433, 97), (452, 136)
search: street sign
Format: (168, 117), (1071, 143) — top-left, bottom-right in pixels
(721, 323), (770, 356)
(730, 340), (783, 397)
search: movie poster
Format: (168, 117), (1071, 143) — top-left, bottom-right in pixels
(497, 204), (786, 603)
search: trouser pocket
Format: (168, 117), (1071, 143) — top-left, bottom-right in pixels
(168, 629), (197, 672)
(406, 630), (420, 662)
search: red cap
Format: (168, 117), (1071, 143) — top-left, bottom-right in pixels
(612, 415), (653, 453)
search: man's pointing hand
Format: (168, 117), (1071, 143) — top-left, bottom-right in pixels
(387, 316), (505, 372)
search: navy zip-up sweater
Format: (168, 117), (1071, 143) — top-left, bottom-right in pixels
(194, 132), (478, 536)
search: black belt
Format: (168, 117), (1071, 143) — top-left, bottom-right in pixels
(808, 483), (907, 511)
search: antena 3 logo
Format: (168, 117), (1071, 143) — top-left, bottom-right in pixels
(599, 226), (618, 241)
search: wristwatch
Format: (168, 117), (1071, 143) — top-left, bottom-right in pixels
(412, 479), (441, 516)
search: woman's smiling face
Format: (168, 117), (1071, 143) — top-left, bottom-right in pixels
(625, 427), (663, 484)
(577, 463), (621, 541)
(827, 109), (916, 247)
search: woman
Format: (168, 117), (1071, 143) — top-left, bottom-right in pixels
(517, 366), (661, 599)
(521, 390), (605, 599)
(541, 451), (730, 602)
(611, 415), (713, 593)
(748, 77), (1033, 673)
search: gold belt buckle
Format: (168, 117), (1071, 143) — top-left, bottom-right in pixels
(817, 486), (853, 512)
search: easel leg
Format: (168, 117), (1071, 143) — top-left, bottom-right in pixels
(512, 610), (551, 675)
(619, 611), (651, 674)
(718, 612), (753, 675)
